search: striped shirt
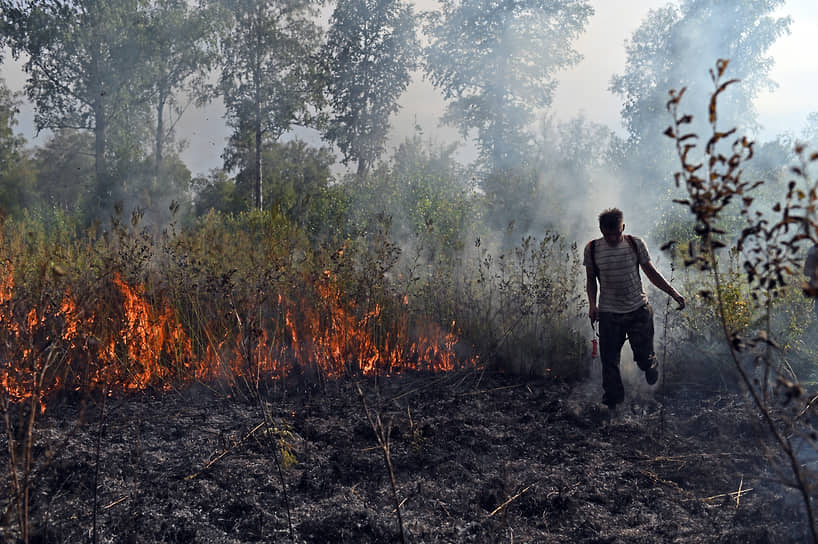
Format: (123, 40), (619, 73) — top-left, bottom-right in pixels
(583, 235), (651, 313)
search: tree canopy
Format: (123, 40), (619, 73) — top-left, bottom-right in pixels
(609, 0), (791, 194)
(323, 0), (420, 179)
(1, 0), (154, 205)
(218, 0), (324, 209)
(423, 0), (593, 172)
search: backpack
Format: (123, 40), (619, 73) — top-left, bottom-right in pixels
(589, 235), (639, 278)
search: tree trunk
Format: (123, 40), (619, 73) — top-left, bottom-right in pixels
(253, 5), (263, 210)
(91, 40), (108, 213)
(94, 83), (108, 209)
(255, 116), (263, 210)
(155, 88), (166, 189)
(356, 157), (368, 180)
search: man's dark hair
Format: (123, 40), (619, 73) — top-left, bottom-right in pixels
(599, 208), (624, 231)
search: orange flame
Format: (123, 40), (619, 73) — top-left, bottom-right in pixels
(2, 268), (475, 406)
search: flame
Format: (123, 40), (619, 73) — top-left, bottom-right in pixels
(1, 267), (475, 406)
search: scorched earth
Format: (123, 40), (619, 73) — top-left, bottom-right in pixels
(1, 369), (812, 543)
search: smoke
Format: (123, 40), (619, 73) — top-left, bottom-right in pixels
(2, 1), (816, 279)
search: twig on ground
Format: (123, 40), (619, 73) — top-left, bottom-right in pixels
(688, 487), (754, 503)
(185, 421), (264, 480)
(488, 484), (533, 518)
(645, 453), (747, 463)
(438, 500), (452, 518)
(102, 496), (129, 510)
(736, 476), (744, 508)
(391, 497), (409, 514)
(458, 384), (525, 397)
(795, 394), (818, 422)
(390, 373), (453, 402)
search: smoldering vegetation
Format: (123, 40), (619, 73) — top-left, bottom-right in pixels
(1, 0), (818, 542)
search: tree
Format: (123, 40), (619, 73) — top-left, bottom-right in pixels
(144, 0), (222, 184)
(193, 140), (334, 226)
(323, 0), (419, 179)
(228, 139), (335, 225)
(33, 129), (95, 211)
(342, 132), (475, 255)
(609, 0), (791, 195)
(192, 168), (248, 215)
(258, 140), (335, 228)
(0, 76), (37, 215)
(423, 0), (592, 172)
(0, 78), (24, 175)
(1, 0), (154, 214)
(217, 0), (323, 210)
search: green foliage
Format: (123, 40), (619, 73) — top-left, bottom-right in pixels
(192, 169), (249, 216)
(0, 78), (24, 170)
(194, 140), (337, 240)
(663, 248), (752, 385)
(252, 140), (336, 232)
(32, 129), (95, 212)
(611, 0), (790, 196)
(480, 168), (538, 235)
(218, 0), (323, 208)
(2, 0), (156, 205)
(0, 77), (37, 216)
(143, 0), (223, 179)
(323, 0), (420, 178)
(262, 418), (298, 469)
(345, 134), (476, 256)
(666, 58), (818, 538)
(423, 0), (592, 171)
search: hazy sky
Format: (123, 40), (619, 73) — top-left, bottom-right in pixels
(2, 0), (816, 176)
(549, 0), (817, 137)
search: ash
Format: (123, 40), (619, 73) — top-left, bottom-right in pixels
(1, 370), (810, 543)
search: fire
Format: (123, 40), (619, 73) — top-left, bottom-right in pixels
(1, 266), (474, 407)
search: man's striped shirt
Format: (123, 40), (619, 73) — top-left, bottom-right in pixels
(583, 236), (651, 313)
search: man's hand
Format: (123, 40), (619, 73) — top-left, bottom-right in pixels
(588, 304), (599, 323)
(673, 293), (686, 310)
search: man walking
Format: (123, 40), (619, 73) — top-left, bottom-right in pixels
(584, 208), (685, 409)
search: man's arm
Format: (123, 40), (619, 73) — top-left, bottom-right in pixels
(586, 265), (599, 322)
(640, 261), (686, 309)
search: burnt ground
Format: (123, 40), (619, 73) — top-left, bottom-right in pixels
(2, 368), (815, 543)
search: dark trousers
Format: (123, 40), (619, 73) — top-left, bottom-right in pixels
(598, 304), (657, 405)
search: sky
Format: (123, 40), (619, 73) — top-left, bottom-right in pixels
(2, 0), (817, 177)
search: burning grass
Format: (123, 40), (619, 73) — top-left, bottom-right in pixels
(0, 206), (589, 410)
(0, 232), (475, 406)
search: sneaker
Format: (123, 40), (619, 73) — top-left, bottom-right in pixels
(602, 392), (623, 408)
(645, 366), (659, 385)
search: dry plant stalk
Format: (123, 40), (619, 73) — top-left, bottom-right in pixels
(259, 405), (295, 544)
(356, 381), (408, 544)
(2, 345), (59, 544)
(666, 58), (818, 542)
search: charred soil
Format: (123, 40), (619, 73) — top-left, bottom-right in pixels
(2, 370), (812, 543)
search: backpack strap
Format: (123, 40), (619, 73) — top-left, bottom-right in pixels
(590, 239), (599, 278)
(625, 235), (639, 262)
